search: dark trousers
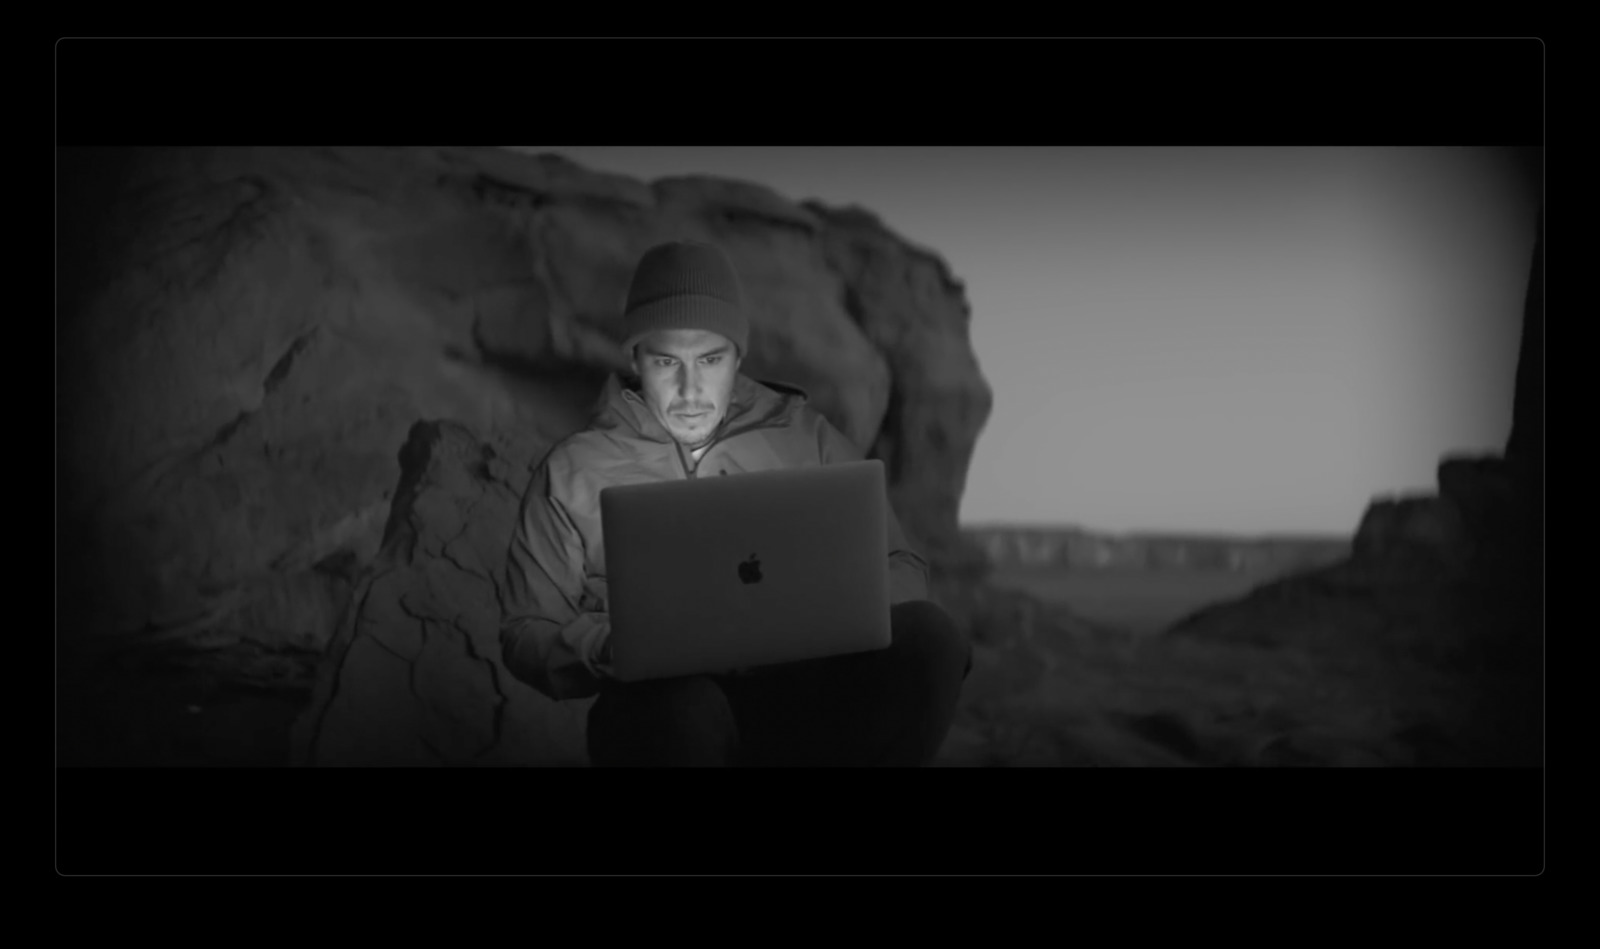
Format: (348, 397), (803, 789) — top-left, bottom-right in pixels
(587, 600), (972, 767)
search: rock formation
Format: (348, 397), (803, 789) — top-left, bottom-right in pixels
(56, 146), (994, 766)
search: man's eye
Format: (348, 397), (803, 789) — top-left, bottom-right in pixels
(703, 355), (722, 365)
(654, 358), (675, 368)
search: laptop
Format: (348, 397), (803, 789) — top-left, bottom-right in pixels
(599, 459), (893, 682)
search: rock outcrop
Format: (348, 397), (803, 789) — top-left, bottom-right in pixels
(1160, 455), (1540, 765)
(56, 146), (992, 673)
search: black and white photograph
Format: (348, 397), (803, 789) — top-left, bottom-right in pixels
(54, 37), (1545, 875)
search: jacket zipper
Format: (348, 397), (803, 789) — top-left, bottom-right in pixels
(680, 438), (725, 480)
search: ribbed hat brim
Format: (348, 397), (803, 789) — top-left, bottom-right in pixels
(621, 294), (749, 357)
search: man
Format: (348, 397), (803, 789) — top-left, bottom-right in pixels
(500, 240), (971, 766)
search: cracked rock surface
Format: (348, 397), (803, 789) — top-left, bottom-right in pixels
(291, 421), (591, 766)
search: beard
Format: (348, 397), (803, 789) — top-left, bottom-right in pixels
(668, 407), (721, 450)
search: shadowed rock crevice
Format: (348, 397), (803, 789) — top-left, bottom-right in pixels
(263, 327), (320, 394)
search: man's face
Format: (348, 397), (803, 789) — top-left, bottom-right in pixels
(632, 328), (742, 449)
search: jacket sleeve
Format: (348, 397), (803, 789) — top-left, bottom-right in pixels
(499, 455), (612, 702)
(815, 419), (931, 605)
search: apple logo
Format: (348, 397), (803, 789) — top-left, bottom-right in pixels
(738, 553), (763, 585)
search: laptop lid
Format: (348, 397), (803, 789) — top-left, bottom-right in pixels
(600, 459), (892, 682)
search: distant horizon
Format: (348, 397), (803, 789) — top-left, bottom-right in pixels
(506, 146), (1539, 536)
(958, 519), (1353, 543)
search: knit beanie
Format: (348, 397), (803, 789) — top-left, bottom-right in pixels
(620, 241), (750, 359)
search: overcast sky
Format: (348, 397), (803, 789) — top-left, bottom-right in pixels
(505, 146), (1539, 536)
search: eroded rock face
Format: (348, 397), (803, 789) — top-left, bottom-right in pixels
(57, 146), (990, 668)
(291, 421), (591, 767)
(807, 203), (995, 567)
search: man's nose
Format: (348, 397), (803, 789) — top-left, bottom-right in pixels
(677, 362), (701, 396)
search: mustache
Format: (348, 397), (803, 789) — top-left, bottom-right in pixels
(671, 404), (715, 414)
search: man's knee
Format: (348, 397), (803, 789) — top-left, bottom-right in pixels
(587, 675), (737, 766)
(889, 600), (972, 681)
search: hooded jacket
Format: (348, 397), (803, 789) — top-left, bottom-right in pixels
(500, 371), (930, 701)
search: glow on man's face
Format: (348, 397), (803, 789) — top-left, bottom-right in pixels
(632, 329), (742, 449)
